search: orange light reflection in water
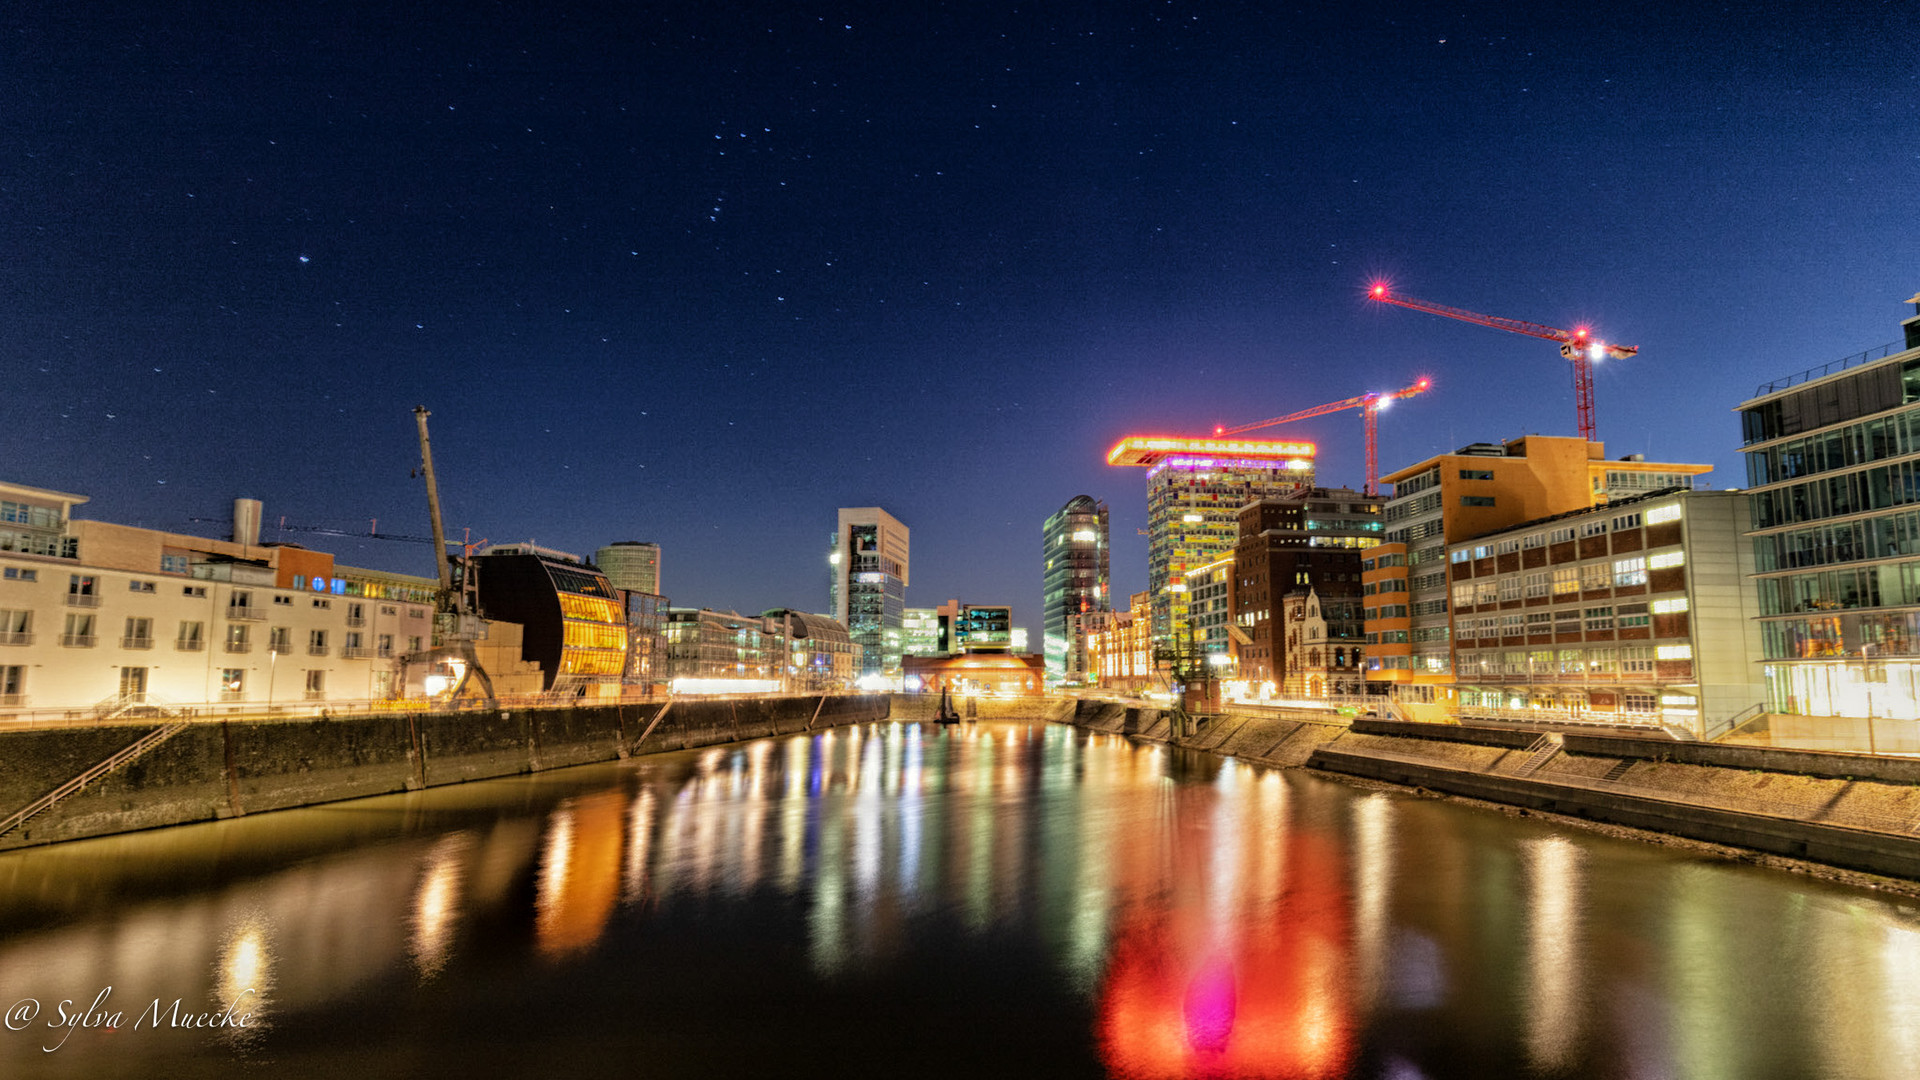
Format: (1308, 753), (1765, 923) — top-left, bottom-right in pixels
(1097, 827), (1354, 1079)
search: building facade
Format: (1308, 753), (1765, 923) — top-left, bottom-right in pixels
(829, 507), (910, 678)
(665, 607), (856, 690)
(1364, 437), (1713, 710)
(472, 544), (628, 697)
(1108, 436), (1316, 647)
(1281, 588), (1366, 698)
(1087, 591), (1155, 691)
(1232, 488), (1381, 692)
(0, 483), (445, 713)
(594, 541), (661, 596)
(1042, 495), (1111, 684)
(1446, 489), (1762, 735)
(902, 607), (942, 657)
(1737, 295), (1920, 722)
(1183, 556), (1236, 672)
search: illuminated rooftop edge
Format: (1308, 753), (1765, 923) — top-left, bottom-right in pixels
(1107, 436), (1318, 467)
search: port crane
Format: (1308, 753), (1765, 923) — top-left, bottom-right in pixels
(1367, 283), (1635, 442)
(1213, 378), (1431, 496)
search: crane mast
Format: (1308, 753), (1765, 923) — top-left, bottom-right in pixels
(1368, 284), (1635, 442)
(1215, 378), (1430, 496)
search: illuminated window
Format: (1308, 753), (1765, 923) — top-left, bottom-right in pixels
(1646, 504), (1682, 525)
(1613, 558), (1647, 587)
(1648, 551), (1685, 570)
(1650, 598), (1689, 614)
(1656, 644), (1693, 660)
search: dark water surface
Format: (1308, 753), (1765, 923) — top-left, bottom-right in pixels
(2, 720), (1918, 1078)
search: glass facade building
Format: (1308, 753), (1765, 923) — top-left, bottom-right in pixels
(1737, 296), (1920, 720)
(1042, 495), (1110, 683)
(829, 507), (910, 678)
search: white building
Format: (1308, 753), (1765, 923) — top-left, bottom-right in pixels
(0, 481), (441, 716)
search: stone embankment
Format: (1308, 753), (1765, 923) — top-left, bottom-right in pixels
(1059, 700), (1920, 882)
(0, 694), (888, 851)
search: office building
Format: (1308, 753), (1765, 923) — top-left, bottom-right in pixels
(1108, 435), (1316, 647)
(1737, 293), (1920, 725)
(1087, 591), (1155, 691)
(1042, 495), (1110, 684)
(1446, 489), (1761, 735)
(829, 507), (910, 678)
(1363, 436), (1713, 714)
(594, 541), (660, 596)
(472, 544), (628, 696)
(902, 607), (942, 657)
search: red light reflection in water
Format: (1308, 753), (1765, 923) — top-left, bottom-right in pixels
(1097, 829), (1354, 1078)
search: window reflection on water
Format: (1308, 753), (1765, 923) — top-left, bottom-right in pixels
(3, 721), (1920, 1076)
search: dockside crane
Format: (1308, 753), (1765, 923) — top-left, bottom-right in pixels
(1213, 378), (1431, 496)
(405, 406), (496, 707)
(1367, 283), (1635, 443)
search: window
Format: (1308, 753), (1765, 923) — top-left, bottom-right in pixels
(2, 567), (37, 581)
(1622, 691), (1657, 711)
(273, 594), (294, 606)
(1584, 607), (1615, 632)
(1498, 577), (1521, 602)
(1497, 538), (1521, 555)
(1526, 612), (1552, 632)
(1646, 504), (1682, 525)
(1452, 582), (1474, 608)
(62, 612), (95, 646)
(1611, 512), (1644, 531)
(226, 624), (250, 652)
(1551, 567), (1578, 597)
(1622, 646), (1654, 673)
(177, 620), (204, 650)
(161, 553), (189, 575)
(183, 585), (206, 598)
(1461, 496), (1496, 507)
(67, 574), (97, 604)
(122, 617), (153, 648)
(1549, 527), (1576, 544)
(378, 633), (394, 658)
(313, 598), (331, 609)
(128, 580), (155, 593)
(268, 626), (292, 652)
(407, 635), (423, 652)
(380, 605), (397, 616)
(305, 669), (326, 700)
(1524, 572), (1550, 598)
(1553, 609), (1581, 634)
(0, 664), (22, 704)
(1559, 649), (1584, 674)
(1613, 558), (1648, 587)
(1617, 603), (1651, 629)
(1580, 562), (1610, 591)
(1523, 533), (1546, 549)
(1648, 551), (1686, 570)
(1501, 614), (1524, 635)
(1650, 598), (1690, 614)
(1580, 520), (1608, 538)
(1656, 644), (1694, 660)
(1459, 469), (1494, 481)
(309, 629), (328, 655)
(0, 609), (30, 645)
(1588, 648), (1618, 674)
(220, 668), (246, 701)
(1450, 549), (1472, 564)
(1475, 581), (1497, 605)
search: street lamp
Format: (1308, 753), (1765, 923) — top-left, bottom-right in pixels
(268, 647), (278, 715)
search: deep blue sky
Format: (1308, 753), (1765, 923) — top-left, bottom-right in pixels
(4, 2), (1914, 626)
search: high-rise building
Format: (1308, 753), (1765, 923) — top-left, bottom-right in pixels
(828, 507), (910, 678)
(902, 607), (942, 657)
(1364, 436), (1713, 715)
(1737, 293), (1920, 726)
(594, 541), (660, 596)
(1107, 436), (1316, 648)
(1232, 487), (1382, 690)
(1042, 495), (1110, 684)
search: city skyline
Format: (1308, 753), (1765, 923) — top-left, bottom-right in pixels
(3, 3), (1911, 623)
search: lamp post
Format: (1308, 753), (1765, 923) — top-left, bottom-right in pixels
(268, 647), (278, 716)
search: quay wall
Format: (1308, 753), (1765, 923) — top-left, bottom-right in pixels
(1057, 700), (1920, 882)
(0, 694), (888, 851)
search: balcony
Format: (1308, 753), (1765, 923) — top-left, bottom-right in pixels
(227, 605), (267, 622)
(0, 631), (32, 646)
(175, 637), (204, 652)
(219, 689), (244, 703)
(120, 636), (154, 650)
(345, 616), (367, 628)
(304, 689), (326, 701)
(0, 694), (21, 707)
(308, 644), (329, 656)
(225, 640), (252, 654)
(65, 593), (99, 608)
(341, 646), (377, 659)
(60, 633), (96, 647)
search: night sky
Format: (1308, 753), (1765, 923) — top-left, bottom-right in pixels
(4, 3), (1913, 626)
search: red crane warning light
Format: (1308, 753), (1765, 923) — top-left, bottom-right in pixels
(1213, 377), (1431, 496)
(1367, 283), (1634, 442)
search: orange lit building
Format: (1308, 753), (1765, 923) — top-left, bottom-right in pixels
(473, 544), (628, 697)
(1107, 436), (1316, 647)
(1364, 436), (1712, 716)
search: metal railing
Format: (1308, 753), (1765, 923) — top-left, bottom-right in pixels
(0, 631), (33, 646)
(226, 605), (266, 622)
(341, 646), (376, 659)
(119, 636), (153, 650)
(64, 593), (99, 608)
(1751, 339), (1907, 400)
(174, 637), (203, 651)
(308, 644), (329, 656)
(224, 640), (251, 654)
(59, 633), (95, 648)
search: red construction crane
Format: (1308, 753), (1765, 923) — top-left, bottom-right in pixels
(1367, 283), (1636, 442)
(1213, 378), (1431, 496)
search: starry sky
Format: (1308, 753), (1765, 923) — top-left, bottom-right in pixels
(4, 2), (1914, 628)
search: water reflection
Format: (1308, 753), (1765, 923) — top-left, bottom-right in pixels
(1, 721), (1919, 1077)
